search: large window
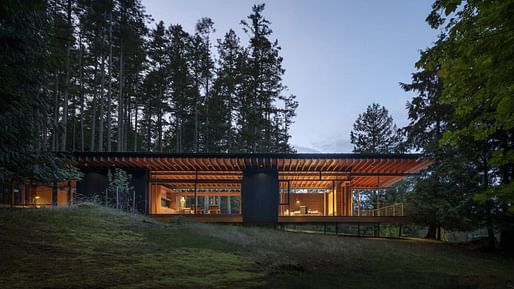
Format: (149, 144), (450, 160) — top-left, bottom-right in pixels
(149, 183), (241, 215)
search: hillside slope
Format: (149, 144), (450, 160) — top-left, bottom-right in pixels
(1, 205), (513, 289)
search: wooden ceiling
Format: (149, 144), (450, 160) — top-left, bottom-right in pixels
(76, 152), (432, 189)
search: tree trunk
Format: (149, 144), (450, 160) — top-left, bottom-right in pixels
(146, 101), (151, 151)
(482, 154), (497, 250)
(158, 108), (162, 152)
(107, 6), (113, 152)
(71, 81), (76, 152)
(133, 95), (138, 152)
(124, 90), (130, 151)
(425, 224), (437, 239)
(157, 89), (163, 152)
(500, 226), (514, 252)
(42, 109), (48, 151)
(53, 72), (60, 152)
(79, 34), (84, 152)
(98, 54), (106, 152)
(117, 0), (124, 152)
(194, 100), (198, 152)
(60, 0), (72, 152)
(91, 61), (98, 151)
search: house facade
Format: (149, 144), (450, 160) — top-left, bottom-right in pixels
(1, 152), (431, 224)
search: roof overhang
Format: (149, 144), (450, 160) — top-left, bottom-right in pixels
(74, 152), (432, 189)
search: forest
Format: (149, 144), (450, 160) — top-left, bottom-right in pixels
(1, 0), (297, 157)
(1, 0), (513, 251)
(347, 0), (514, 249)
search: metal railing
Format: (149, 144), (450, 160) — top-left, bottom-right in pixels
(357, 203), (404, 217)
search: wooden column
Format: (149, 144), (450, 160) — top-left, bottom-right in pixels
(346, 182), (352, 216)
(349, 183), (353, 216)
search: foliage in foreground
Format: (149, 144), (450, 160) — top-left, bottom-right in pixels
(1, 205), (513, 289)
(399, 0), (514, 246)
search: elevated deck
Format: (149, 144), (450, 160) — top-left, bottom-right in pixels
(150, 214), (410, 224)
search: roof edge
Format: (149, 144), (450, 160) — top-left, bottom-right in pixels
(72, 151), (425, 160)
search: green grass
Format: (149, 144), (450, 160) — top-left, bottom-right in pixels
(1, 204), (513, 289)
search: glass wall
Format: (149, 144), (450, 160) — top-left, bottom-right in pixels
(0, 181), (76, 208)
(279, 188), (331, 216)
(278, 180), (353, 217)
(149, 182), (241, 215)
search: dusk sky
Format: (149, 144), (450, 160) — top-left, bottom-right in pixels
(143, 0), (439, 153)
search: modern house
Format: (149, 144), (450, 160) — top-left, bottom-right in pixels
(0, 152), (431, 224)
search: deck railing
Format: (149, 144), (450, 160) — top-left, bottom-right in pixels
(357, 203), (404, 217)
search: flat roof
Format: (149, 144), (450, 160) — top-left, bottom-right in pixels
(75, 152), (432, 188)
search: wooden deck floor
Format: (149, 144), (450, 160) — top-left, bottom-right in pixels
(150, 214), (410, 224)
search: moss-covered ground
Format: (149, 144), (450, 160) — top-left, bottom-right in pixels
(1, 204), (513, 289)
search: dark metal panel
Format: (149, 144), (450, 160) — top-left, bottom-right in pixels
(77, 168), (109, 196)
(242, 168), (279, 224)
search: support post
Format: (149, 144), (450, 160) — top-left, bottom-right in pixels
(145, 169), (150, 215)
(52, 181), (58, 207)
(376, 176), (380, 216)
(357, 190), (361, 216)
(194, 171), (198, 215)
(287, 181), (291, 216)
(332, 181), (335, 216)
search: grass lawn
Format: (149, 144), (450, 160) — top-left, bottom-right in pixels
(0, 205), (513, 289)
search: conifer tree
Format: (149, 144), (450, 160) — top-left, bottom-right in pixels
(240, 4), (296, 152)
(350, 103), (403, 153)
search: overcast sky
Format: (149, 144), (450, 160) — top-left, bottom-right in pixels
(143, 0), (438, 153)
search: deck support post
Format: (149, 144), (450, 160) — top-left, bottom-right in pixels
(357, 190), (361, 216)
(332, 181), (335, 216)
(287, 181), (291, 216)
(376, 176), (380, 216)
(52, 181), (58, 207)
(194, 171), (198, 215)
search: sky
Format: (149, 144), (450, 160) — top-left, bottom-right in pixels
(143, 0), (439, 153)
